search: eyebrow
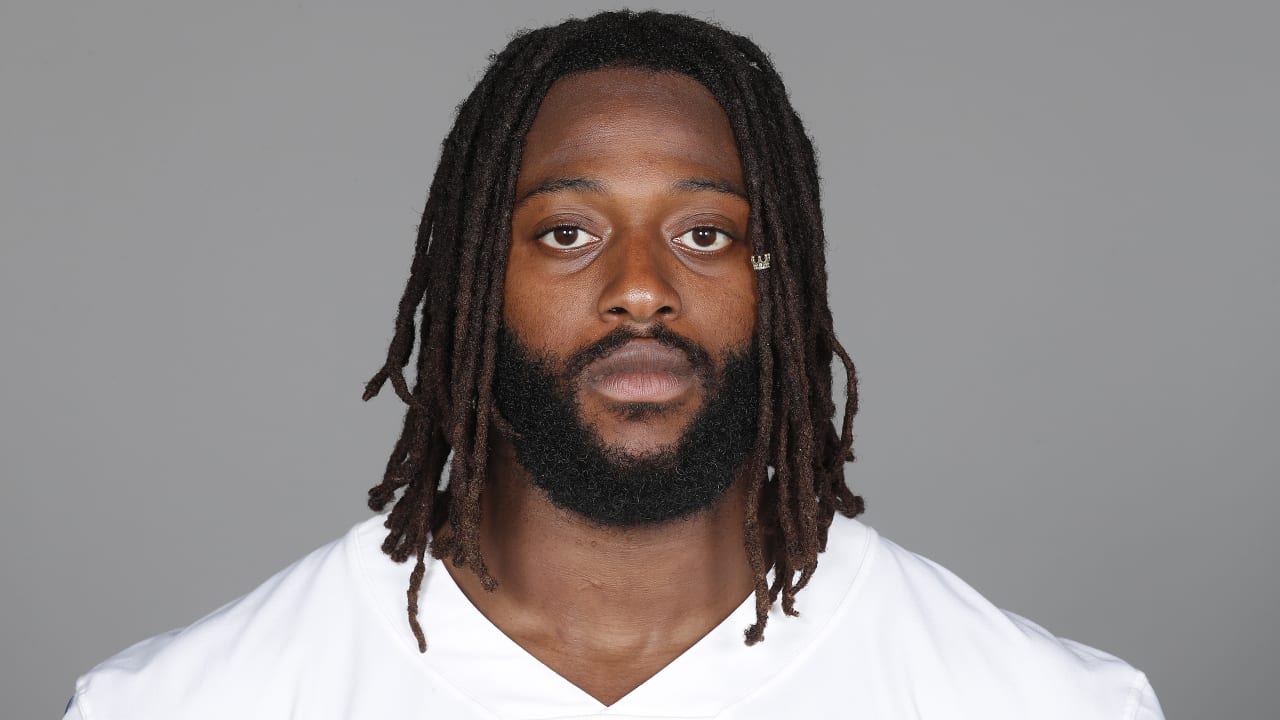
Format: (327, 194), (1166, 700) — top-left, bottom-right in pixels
(671, 177), (749, 202)
(515, 177), (605, 207)
(514, 175), (749, 208)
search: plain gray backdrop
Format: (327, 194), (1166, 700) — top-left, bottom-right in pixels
(3, 2), (1276, 717)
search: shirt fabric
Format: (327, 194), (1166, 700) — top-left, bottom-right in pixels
(64, 513), (1165, 719)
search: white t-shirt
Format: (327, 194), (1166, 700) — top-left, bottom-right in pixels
(65, 513), (1164, 719)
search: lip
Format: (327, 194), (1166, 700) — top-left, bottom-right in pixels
(582, 340), (696, 403)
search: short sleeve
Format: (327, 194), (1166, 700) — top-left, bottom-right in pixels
(1129, 673), (1166, 720)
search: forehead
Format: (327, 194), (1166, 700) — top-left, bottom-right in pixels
(517, 68), (744, 192)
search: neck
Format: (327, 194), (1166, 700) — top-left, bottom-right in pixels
(441, 436), (756, 657)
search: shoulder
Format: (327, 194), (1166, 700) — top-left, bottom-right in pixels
(791, 517), (1164, 719)
(66, 516), (406, 720)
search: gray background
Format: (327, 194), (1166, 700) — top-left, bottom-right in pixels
(2, 1), (1276, 717)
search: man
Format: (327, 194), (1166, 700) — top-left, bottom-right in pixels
(65, 11), (1164, 719)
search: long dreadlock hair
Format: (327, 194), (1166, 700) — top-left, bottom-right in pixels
(362, 9), (863, 653)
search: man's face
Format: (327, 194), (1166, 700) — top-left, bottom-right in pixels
(498, 67), (759, 524)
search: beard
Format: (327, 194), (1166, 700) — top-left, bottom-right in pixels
(493, 325), (760, 528)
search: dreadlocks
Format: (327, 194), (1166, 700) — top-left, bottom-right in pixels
(362, 9), (863, 653)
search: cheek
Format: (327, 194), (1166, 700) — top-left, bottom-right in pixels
(502, 246), (540, 341)
(501, 249), (597, 355)
(691, 266), (759, 350)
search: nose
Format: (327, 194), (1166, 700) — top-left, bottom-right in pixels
(597, 232), (681, 324)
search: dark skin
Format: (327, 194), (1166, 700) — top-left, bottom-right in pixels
(443, 68), (760, 705)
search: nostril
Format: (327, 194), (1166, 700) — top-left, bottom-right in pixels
(608, 306), (627, 315)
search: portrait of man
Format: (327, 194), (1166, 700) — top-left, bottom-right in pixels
(10, 2), (1280, 718)
(53, 10), (1165, 718)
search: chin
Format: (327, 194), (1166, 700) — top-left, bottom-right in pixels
(607, 440), (682, 464)
(593, 410), (701, 457)
(592, 424), (681, 458)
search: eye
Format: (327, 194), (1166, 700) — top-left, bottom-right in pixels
(536, 225), (600, 250)
(673, 226), (734, 252)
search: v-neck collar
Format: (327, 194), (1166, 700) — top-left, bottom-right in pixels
(351, 514), (874, 719)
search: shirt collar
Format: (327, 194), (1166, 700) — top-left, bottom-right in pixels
(353, 514), (874, 719)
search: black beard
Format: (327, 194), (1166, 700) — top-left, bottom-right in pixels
(493, 325), (760, 528)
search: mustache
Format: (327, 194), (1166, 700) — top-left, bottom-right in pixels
(561, 324), (713, 382)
